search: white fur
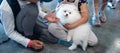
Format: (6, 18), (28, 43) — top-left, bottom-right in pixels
(56, 4), (96, 51)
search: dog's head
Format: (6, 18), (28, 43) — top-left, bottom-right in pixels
(57, 4), (78, 18)
(56, 4), (80, 24)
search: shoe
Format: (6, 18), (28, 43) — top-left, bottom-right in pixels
(107, 2), (116, 9)
(91, 16), (101, 27)
(57, 39), (72, 47)
(99, 11), (107, 23)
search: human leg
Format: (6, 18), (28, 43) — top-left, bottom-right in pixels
(92, 0), (101, 26)
(33, 21), (58, 43)
(48, 23), (72, 46)
(87, 0), (96, 18)
(93, 0), (108, 26)
(20, 4), (38, 36)
(48, 23), (67, 41)
(88, 31), (98, 46)
(34, 22), (72, 46)
(99, 0), (108, 23)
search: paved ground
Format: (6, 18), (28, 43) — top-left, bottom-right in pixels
(0, 0), (120, 53)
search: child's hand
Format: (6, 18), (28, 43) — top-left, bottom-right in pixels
(64, 23), (75, 30)
(45, 13), (59, 23)
(46, 16), (59, 23)
(30, 40), (44, 50)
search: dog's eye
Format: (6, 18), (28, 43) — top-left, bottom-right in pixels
(64, 10), (66, 12)
(69, 12), (71, 14)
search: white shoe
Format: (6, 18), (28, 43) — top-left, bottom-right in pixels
(107, 2), (115, 9)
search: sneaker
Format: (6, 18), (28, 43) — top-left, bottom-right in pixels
(57, 39), (72, 47)
(99, 11), (107, 23)
(107, 2), (116, 9)
(91, 16), (101, 27)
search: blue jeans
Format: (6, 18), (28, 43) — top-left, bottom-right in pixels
(87, 0), (96, 18)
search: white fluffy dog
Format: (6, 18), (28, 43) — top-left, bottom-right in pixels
(55, 4), (96, 51)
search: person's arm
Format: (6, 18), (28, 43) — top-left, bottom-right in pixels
(2, 11), (30, 47)
(2, 10), (30, 47)
(2, 7), (44, 50)
(0, 0), (31, 47)
(1, 0), (43, 50)
(64, 3), (89, 29)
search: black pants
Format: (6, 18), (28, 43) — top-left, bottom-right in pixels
(16, 17), (58, 43)
(16, 4), (39, 36)
(32, 21), (58, 43)
(15, 3), (58, 44)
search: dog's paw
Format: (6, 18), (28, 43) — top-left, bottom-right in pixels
(82, 44), (87, 51)
(67, 38), (71, 42)
(68, 46), (75, 50)
(67, 36), (71, 42)
(82, 47), (86, 51)
(68, 45), (77, 50)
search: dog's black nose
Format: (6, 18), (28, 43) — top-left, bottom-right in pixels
(66, 14), (68, 16)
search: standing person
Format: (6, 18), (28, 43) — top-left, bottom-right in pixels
(91, 0), (108, 26)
